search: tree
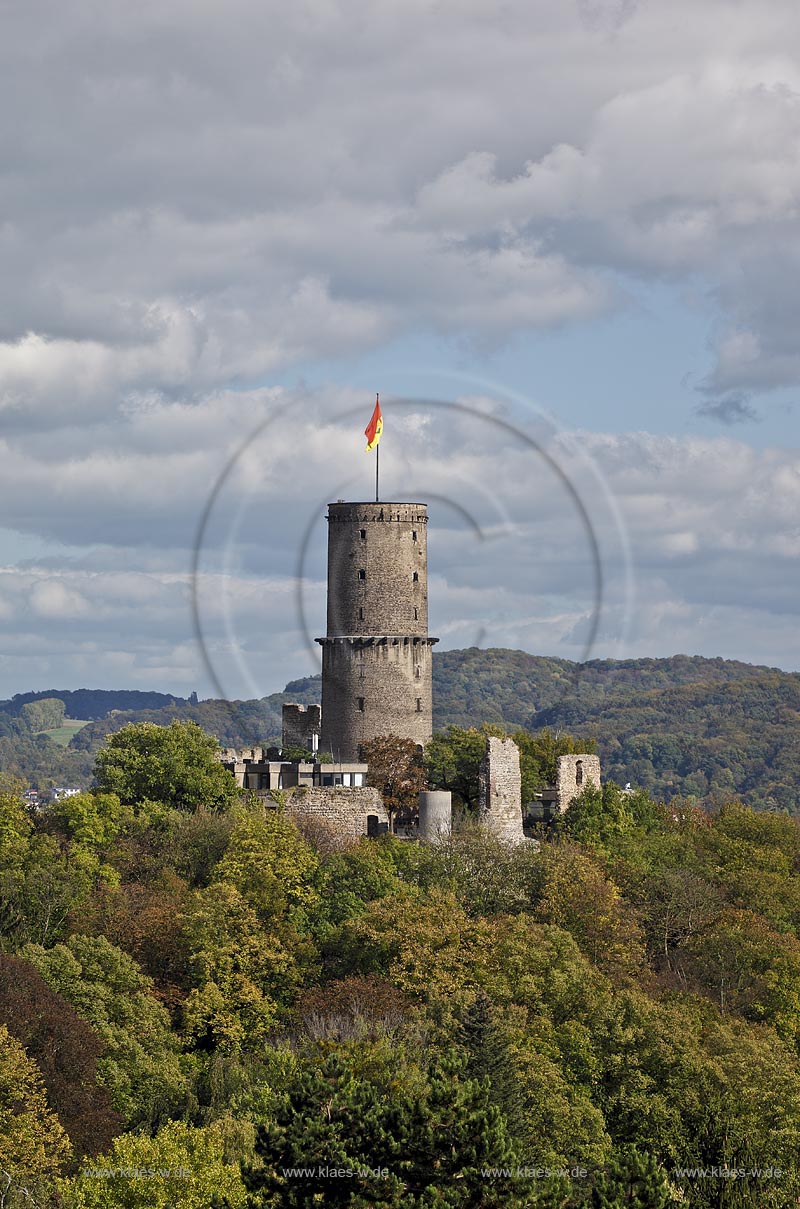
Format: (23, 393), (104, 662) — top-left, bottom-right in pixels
(65, 1121), (246, 1209)
(22, 934), (192, 1129)
(180, 881), (305, 1055)
(50, 792), (132, 850)
(0, 1022), (72, 1203)
(20, 697), (66, 733)
(425, 725), (501, 811)
(93, 721), (238, 812)
(558, 783), (637, 848)
(245, 1045), (524, 1207)
(532, 845), (646, 981)
(591, 1145), (673, 1207)
(460, 990), (527, 1150)
(425, 725), (597, 813)
(511, 728), (598, 804)
(361, 734), (427, 828)
(0, 954), (121, 1158)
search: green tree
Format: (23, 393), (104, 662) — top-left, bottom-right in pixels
(591, 1145), (672, 1207)
(245, 1045), (524, 1207)
(361, 734), (427, 828)
(21, 697), (66, 733)
(22, 934), (191, 1128)
(51, 792), (132, 850)
(93, 721), (238, 811)
(511, 727), (597, 803)
(460, 990), (528, 1151)
(558, 783), (637, 848)
(180, 881), (311, 1054)
(0, 1022), (72, 1204)
(65, 1121), (246, 1208)
(214, 807), (320, 921)
(426, 724), (596, 812)
(425, 725), (503, 811)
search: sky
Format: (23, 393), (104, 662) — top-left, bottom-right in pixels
(2, 0), (800, 699)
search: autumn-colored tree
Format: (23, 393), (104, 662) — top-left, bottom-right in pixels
(361, 734), (427, 827)
(22, 934), (192, 1128)
(293, 975), (412, 1042)
(66, 1120), (246, 1209)
(0, 1022), (72, 1202)
(532, 844), (646, 981)
(0, 954), (121, 1159)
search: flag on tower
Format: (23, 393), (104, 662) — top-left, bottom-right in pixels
(365, 394), (383, 451)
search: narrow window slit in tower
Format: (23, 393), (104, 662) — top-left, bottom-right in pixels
(357, 697), (365, 712)
(415, 665), (421, 679)
(416, 698), (422, 712)
(412, 530), (417, 541)
(358, 569), (366, 580)
(359, 607), (364, 620)
(360, 529), (366, 540)
(412, 571), (419, 582)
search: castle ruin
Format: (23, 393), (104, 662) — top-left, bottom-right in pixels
(218, 491), (600, 841)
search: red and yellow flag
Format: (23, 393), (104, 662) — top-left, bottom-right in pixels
(365, 394), (383, 451)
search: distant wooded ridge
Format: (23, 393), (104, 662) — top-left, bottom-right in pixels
(5, 648), (800, 811)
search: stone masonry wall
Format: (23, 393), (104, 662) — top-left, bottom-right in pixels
(320, 635), (434, 761)
(556, 754), (602, 812)
(283, 785), (388, 840)
(282, 703), (321, 751)
(326, 502), (429, 636)
(478, 736), (525, 844)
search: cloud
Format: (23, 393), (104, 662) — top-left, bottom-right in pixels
(0, 0), (799, 421)
(0, 387), (798, 693)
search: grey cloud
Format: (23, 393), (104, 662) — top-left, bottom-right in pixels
(1, 0), (799, 420)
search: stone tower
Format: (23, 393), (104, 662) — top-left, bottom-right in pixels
(317, 501), (437, 762)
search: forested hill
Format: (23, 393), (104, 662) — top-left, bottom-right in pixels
(6, 650), (800, 811)
(0, 688), (190, 719)
(433, 649), (800, 811)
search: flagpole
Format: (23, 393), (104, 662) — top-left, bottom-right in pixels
(375, 442), (379, 503)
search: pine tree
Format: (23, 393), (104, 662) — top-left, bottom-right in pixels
(591, 1145), (673, 1208)
(460, 990), (528, 1150)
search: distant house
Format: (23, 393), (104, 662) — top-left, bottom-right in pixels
(50, 786), (80, 802)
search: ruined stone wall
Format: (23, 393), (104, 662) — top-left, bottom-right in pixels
(478, 737), (525, 844)
(283, 785), (388, 841)
(319, 635), (434, 761)
(325, 502), (429, 636)
(556, 754), (601, 812)
(282, 704), (321, 751)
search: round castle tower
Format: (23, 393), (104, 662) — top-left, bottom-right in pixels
(317, 501), (438, 762)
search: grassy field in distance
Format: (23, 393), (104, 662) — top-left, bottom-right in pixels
(41, 719), (90, 747)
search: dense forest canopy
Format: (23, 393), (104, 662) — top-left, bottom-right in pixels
(5, 649), (800, 812)
(1, 719), (800, 1205)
